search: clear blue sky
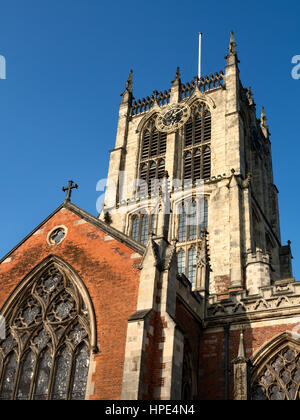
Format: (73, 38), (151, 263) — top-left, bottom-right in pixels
(0, 0), (299, 278)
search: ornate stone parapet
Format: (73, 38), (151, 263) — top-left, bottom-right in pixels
(207, 279), (300, 325)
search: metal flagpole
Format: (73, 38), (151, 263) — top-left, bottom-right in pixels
(198, 32), (202, 81)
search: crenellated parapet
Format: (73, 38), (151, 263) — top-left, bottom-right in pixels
(130, 71), (225, 117)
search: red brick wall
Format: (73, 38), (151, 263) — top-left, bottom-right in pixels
(198, 323), (300, 400)
(142, 311), (164, 400)
(0, 207), (142, 400)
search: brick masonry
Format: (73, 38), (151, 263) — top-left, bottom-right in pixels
(0, 206), (142, 400)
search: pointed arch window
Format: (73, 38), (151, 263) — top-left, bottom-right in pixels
(177, 249), (186, 276)
(130, 212), (156, 245)
(176, 198), (209, 288)
(252, 344), (300, 400)
(139, 116), (167, 196)
(177, 199), (208, 243)
(187, 247), (197, 288)
(183, 102), (211, 181)
(0, 262), (94, 400)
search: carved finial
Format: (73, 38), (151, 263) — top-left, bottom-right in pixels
(126, 69), (133, 91)
(260, 105), (270, 138)
(153, 90), (159, 104)
(237, 327), (246, 359)
(171, 66), (181, 87)
(226, 31), (239, 65)
(261, 106), (268, 127)
(229, 31), (237, 54)
(121, 69), (133, 104)
(247, 87), (255, 106)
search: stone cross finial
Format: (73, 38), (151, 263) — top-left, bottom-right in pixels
(62, 180), (78, 202)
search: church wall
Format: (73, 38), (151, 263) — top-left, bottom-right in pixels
(0, 207), (142, 400)
(198, 321), (300, 400)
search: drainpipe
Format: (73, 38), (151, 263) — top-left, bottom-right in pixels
(224, 323), (231, 400)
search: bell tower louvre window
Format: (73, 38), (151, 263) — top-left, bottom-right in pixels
(183, 102), (211, 181)
(139, 116), (167, 196)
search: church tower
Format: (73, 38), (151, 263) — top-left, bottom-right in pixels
(101, 31), (292, 299)
(0, 32), (299, 401)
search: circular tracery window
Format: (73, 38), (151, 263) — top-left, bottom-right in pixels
(48, 227), (67, 245)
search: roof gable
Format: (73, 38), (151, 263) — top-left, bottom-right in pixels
(0, 201), (145, 264)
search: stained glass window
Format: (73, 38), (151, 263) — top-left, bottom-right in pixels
(252, 346), (300, 400)
(0, 263), (92, 400)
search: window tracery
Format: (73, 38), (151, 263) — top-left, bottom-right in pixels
(252, 345), (300, 400)
(0, 263), (93, 400)
(176, 198), (208, 288)
(183, 102), (211, 181)
(139, 117), (167, 196)
(130, 212), (157, 245)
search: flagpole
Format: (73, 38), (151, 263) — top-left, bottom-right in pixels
(198, 32), (202, 81)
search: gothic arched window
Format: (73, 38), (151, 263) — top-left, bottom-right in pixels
(183, 102), (211, 181)
(176, 198), (209, 288)
(177, 249), (186, 276)
(177, 199), (208, 243)
(0, 260), (95, 400)
(251, 336), (300, 400)
(139, 117), (167, 196)
(187, 247), (197, 288)
(130, 212), (156, 245)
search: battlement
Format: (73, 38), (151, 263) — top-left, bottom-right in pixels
(130, 71), (224, 116)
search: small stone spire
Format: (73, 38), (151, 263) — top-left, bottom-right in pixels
(261, 106), (268, 127)
(170, 66), (181, 103)
(237, 327), (246, 359)
(261, 106), (270, 138)
(229, 31), (237, 54)
(121, 69), (133, 104)
(247, 87), (255, 106)
(172, 66), (181, 85)
(126, 69), (133, 91)
(226, 31), (239, 65)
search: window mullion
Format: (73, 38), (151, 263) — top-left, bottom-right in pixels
(28, 351), (39, 400)
(47, 349), (57, 400)
(201, 146), (204, 179)
(192, 116), (195, 146)
(138, 215), (142, 243)
(11, 353), (22, 401)
(65, 349), (75, 400)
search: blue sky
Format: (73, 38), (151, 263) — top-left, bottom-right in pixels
(0, 0), (299, 278)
